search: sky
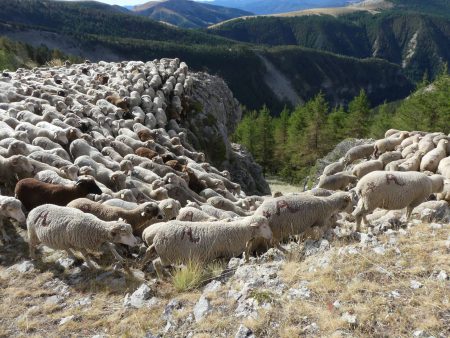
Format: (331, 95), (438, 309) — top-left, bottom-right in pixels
(62, 0), (212, 5)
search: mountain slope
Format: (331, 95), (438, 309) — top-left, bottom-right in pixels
(210, 11), (450, 81)
(133, 0), (253, 28)
(0, 0), (232, 46)
(203, 0), (357, 15)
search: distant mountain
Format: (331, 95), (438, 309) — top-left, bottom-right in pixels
(210, 8), (450, 81)
(201, 0), (359, 15)
(132, 0), (252, 28)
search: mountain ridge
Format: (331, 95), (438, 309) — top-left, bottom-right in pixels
(132, 0), (253, 28)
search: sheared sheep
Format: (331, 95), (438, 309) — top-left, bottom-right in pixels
(141, 215), (272, 277)
(322, 158), (345, 176)
(176, 207), (217, 222)
(343, 144), (374, 164)
(352, 171), (445, 232)
(317, 172), (357, 191)
(352, 160), (384, 178)
(27, 204), (138, 268)
(15, 177), (102, 211)
(207, 196), (250, 216)
(253, 192), (353, 247)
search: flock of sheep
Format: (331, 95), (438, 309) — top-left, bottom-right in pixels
(0, 58), (448, 278)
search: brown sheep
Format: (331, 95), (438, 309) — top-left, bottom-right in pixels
(137, 130), (153, 142)
(183, 167), (208, 193)
(15, 177), (102, 211)
(106, 95), (129, 111)
(165, 159), (186, 172)
(135, 147), (158, 160)
(94, 74), (109, 85)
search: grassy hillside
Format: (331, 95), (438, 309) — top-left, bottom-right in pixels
(0, 0), (232, 46)
(0, 36), (80, 71)
(210, 11), (450, 81)
(133, 0), (253, 29)
(389, 0), (450, 16)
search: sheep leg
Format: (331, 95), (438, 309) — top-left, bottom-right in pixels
(106, 242), (125, 263)
(28, 227), (39, 260)
(244, 239), (254, 262)
(0, 218), (11, 243)
(405, 206), (414, 221)
(362, 215), (370, 226)
(355, 215), (363, 233)
(153, 257), (165, 279)
(80, 249), (97, 269)
(141, 245), (157, 267)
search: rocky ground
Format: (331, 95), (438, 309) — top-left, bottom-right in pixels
(0, 202), (448, 337)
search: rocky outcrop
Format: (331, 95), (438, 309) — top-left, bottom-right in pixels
(184, 72), (270, 195)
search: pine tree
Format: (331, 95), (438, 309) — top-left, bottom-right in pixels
(273, 106), (290, 170)
(254, 105), (274, 176)
(233, 110), (257, 154)
(346, 89), (371, 138)
(370, 101), (392, 138)
(301, 92), (329, 157)
(326, 105), (348, 145)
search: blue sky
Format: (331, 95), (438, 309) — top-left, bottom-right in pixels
(63, 0), (210, 5)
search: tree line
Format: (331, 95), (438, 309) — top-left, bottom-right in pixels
(233, 68), (449, 184)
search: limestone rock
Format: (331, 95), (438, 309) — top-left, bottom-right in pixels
(193, 295), (211, 322)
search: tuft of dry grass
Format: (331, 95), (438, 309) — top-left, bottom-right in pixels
(45, 59), (64, 68)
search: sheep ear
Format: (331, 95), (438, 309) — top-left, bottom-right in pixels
(118, 217), (125, 222)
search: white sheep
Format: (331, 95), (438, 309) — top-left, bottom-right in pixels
(420, 139), (448, 172)
(398, 152), (424, 172)
(352, 171), (445, 232)
(27, 204), (139, 268)
(322, 158), (345, 176)
(385, 158), (407, 171)
(176, 207), (217, 222)
(437, 179), (450, 203)
(254, 192), (353, 246)
(352, 159), (383, 178)
(0, 196), (26, 243)
(141, 215), (272, 277)
(317, 172), (357, 190)
(373, 132), (409, 157)
(437, 156), (450, 179)
(343, 144), (374, 164)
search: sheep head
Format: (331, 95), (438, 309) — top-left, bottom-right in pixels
(249, 216), (272, 241)
(108, 222), (138, 247)
(0, 198), (26, 224)
(141, 202), (163, 220)
(75, 178), (102, 195)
